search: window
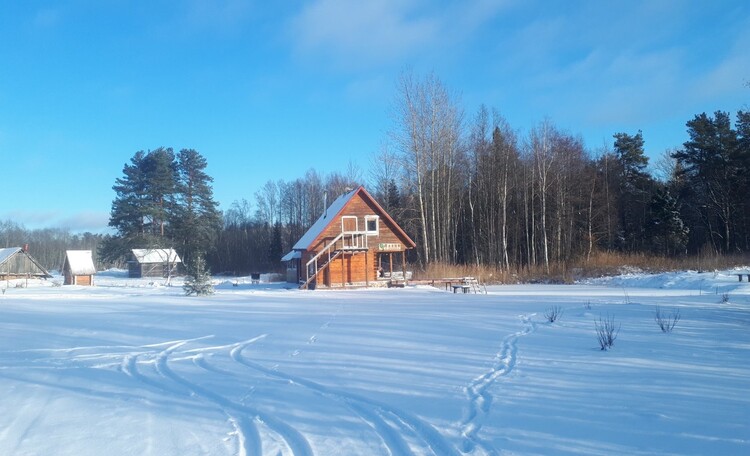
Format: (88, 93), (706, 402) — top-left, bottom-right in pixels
(365, 215), (379, 235)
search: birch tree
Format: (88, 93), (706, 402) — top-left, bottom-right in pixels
(391, 71), (463, 264)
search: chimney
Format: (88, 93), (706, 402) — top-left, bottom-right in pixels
(323, 190), (328, 218)
(23, 243), (29, 252)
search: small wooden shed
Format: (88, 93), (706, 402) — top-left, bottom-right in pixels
(282, 186), (416, 289)
(0, 246), (52, 280)
(62, 250), (96, 285)
(127, 248), (182, 278)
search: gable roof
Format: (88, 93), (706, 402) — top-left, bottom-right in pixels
(64, 250), (96, 275)
(0, 247), (19, 265)
(292, 187), (359, 250)
(131, 248), (182, 264)
(290, 186), (416, 251)
(0, 247), (52, 278)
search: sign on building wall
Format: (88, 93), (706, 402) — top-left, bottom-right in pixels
(378, 243), (401, 252)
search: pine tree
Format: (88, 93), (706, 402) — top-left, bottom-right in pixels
(183, 254), (214, 296)
(102, 149), (178, 262)
(672, 112), (739, 252)
(102, 148), (181, 263)
(613, 131), (655, 251)
(173, 149), (222, 267)
(141, 148), (179, 238)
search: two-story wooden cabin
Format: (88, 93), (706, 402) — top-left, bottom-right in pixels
(282, 186), (416, 289)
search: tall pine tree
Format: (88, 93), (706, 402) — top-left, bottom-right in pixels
(613, 131), (654, 251)
(102, 147), (219, 266)
(174, 149), (222, 268)
(101, 148), (179, 262)
(672, 112), (739, 252)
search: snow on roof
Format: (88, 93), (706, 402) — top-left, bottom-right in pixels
(0, 247), (52, 277)
(292, 187), (359, 250)
(0, 247), (22, 265)
(281, 250), (301, 261)
(131, 248), (182, 264)
(65, 250), (96, 275)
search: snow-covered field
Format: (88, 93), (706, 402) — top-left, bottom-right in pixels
(1, 269), (748, 455)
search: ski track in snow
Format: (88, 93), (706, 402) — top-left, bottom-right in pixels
(461, 313), (536, 455)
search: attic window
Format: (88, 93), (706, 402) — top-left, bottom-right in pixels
(365, 215), (379, 235)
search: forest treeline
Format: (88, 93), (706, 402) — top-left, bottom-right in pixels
(2, 73), (748, 275)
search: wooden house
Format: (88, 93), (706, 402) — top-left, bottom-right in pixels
(62, 250), (96, 285)
(282, 186), (416, 289)
(0, 246), (52, 280)
(127, 248), (182, 278)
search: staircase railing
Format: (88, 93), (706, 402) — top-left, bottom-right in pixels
(302, 228), (370, 289)
(303, 233), (345, 289)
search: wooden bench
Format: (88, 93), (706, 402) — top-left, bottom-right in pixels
(452, 284), (471, 293)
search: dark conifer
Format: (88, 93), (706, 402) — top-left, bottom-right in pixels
(174, 149), (222, 267)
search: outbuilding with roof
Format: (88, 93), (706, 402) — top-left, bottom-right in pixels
(62, 250), (96, 285)
(0, 246), (52, 280)
(127, 248), (182, 278)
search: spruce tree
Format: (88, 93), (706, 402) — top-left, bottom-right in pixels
(647, 189), (688, 256)
(183, 254), (214, 296)
(268, 222), (283, 268)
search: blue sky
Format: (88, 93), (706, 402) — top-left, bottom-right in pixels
(1, 0), (748, 233)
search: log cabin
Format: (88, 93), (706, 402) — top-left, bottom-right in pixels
(127, 248), (182, 278)
(62, 250), (96, 285)
(282, 186), (416, 289)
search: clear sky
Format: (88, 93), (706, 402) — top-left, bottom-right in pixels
(1, 0), (748, 233)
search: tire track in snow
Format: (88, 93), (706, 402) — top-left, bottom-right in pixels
(154, 338), (313, 456)
(197, 339), (414, 455)
(231, 340), (460, 456)
(122, 337), (309, 456)
(461, 314), (536, 455)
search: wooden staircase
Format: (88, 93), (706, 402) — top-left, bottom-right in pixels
(301, 230), (369, 289)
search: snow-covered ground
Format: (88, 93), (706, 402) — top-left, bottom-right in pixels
(1, 269), (748, 455)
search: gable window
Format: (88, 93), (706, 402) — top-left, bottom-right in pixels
(365, 215), (379, 235)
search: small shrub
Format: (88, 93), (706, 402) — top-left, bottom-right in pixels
(595, 314), (620, 350)
(720, 293), (730, 303)
(544, 305), (563, 323)
(183, 255), (214, 296)
(584, 300), (592, 310)
(654, 306), (680, 333)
